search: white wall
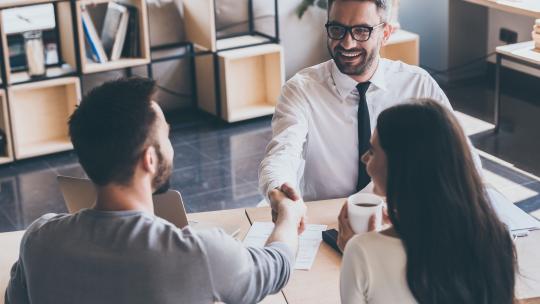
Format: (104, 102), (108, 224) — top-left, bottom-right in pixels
(277, 0), (330, 79)
(399, 0), (449, 71)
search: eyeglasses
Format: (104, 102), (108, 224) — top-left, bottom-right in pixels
(325, 22), (385, 42)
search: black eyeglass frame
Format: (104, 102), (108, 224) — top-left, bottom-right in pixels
(325, 22), (386, 42)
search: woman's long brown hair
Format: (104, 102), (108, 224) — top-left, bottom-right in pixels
(376, 99), (516, 304)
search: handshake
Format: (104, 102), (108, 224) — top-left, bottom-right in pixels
(268, 183), (307, 235)
(268, 183), (392, 253)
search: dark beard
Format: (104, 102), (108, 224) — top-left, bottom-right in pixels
(153, 179), (170, 195)
(152, 144), (173, 195)
(329, 44), (378, 76)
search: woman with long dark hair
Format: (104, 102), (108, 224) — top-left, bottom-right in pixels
(338, 99), (516, 304)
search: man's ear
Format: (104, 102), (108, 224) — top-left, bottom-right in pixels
(381, 23), (393, 46)
(141, 145), (158, 175)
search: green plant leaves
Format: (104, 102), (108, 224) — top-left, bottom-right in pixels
(296, 0), (328, 19)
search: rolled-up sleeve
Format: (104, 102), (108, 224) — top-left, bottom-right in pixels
(258, 81), (309, 200)
(198, 229), (294, 304)
(340, 236), (369, 304)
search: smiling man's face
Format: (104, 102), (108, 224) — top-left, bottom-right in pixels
(327, 1), (386, 77)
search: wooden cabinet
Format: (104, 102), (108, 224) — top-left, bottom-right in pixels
(196, 43), (284, 122)
(8, 77), (80, 159)
(0, 90), (13, 164)
(74, 0), (150, 74)
(381, 29), (420, 66)
(0, 0), (152, 163)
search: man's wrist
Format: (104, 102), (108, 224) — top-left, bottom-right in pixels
(276, 209), (301, 228)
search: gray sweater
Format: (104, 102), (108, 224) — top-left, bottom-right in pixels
(5, 209), (294, 304)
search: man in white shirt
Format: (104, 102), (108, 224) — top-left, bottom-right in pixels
(259, 0), (478, 206)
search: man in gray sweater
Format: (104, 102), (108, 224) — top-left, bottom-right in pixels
(5, 77), (306, 304)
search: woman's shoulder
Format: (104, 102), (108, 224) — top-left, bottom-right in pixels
(346, 231), (404, 257)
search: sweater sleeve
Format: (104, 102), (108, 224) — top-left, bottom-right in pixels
(340, 235), (370, 304)
(198, 229), (294, 304)
(5, 214), (58, 304)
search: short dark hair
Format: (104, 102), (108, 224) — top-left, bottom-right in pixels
(69, 77), (158, 186)
(328, 0), (387, 20)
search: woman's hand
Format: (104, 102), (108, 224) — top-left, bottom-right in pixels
(337, 202), (355, 252)
(338, 202), (393, 252)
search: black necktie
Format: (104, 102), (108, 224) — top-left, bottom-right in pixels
(356, 82), (371, 191)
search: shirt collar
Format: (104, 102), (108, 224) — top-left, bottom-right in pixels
(330, 58), (388, 99)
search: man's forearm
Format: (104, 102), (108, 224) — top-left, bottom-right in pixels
(266, 217), (299, 255)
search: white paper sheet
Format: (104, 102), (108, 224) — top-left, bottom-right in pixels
(243, 222), (327, 270)
(487, 187), (540, 233)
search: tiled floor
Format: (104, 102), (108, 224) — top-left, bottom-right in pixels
(0, 76), (539, 233)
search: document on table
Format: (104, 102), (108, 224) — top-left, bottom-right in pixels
(488, 187), (540, 233)
(243, 222), (327, 270)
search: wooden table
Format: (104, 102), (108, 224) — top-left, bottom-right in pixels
(460, 0), (540, 132)
(247, 198), (540, 304)
(246, 199), (344, 304)
(462, 0), (540, 18)
(493, 41), (540, 132)
(1, 201), (539, 304)
(188, 209), (287, 304)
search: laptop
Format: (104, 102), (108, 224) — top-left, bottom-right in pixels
(57, 176), (240, 237)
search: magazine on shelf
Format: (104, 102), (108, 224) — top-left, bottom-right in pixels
(100, 2), (130, 61)
(121, 5), (140, 58)
(81, 6), (108, 63)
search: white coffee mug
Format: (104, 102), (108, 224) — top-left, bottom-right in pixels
(347, 193), (384, 234)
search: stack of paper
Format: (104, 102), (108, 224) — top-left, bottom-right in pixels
(243, 222), (327, 270)
(533, 19), (540, 50)
(487, 187), (540, 235)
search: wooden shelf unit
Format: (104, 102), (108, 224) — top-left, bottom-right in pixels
(74, 0), (151, 74)
(7, 77), (80, 159)
(380, 29), (420, 66)
(183, 0), (278, 52)
(0, 0), (63, 9)
(196, 43), (284, 123)
(0, 1), (77, 84)
(183, 0), (217, 51)
(0, 90), (14, 164)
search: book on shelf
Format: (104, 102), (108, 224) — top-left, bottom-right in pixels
(121, 5), (140, 58)
(101, 2), (130, 61)
(81, 5), (108, 63)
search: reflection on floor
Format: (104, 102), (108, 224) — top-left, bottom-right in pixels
(0, 77), (539, 233)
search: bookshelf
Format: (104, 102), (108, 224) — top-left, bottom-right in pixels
(74, 0), (150, 74)
(8, 77), (80, 159)
(195, 43), (284, 123)
(0, 0), (164, 163)
(183, 0), (279, 52)
(0, 90), (13, 164)
(225, 44), (282, 122)
(0, 1), (77, 84)
(185, 0), (282, 122)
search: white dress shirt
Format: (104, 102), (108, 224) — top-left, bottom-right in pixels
(340, 232), (417, 304)
(259, 58), (480, 201)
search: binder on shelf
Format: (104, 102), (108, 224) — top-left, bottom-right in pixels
(81, 6), (107, 63)
(121, 5), (140, 58)
(101, 2), (130, 61)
